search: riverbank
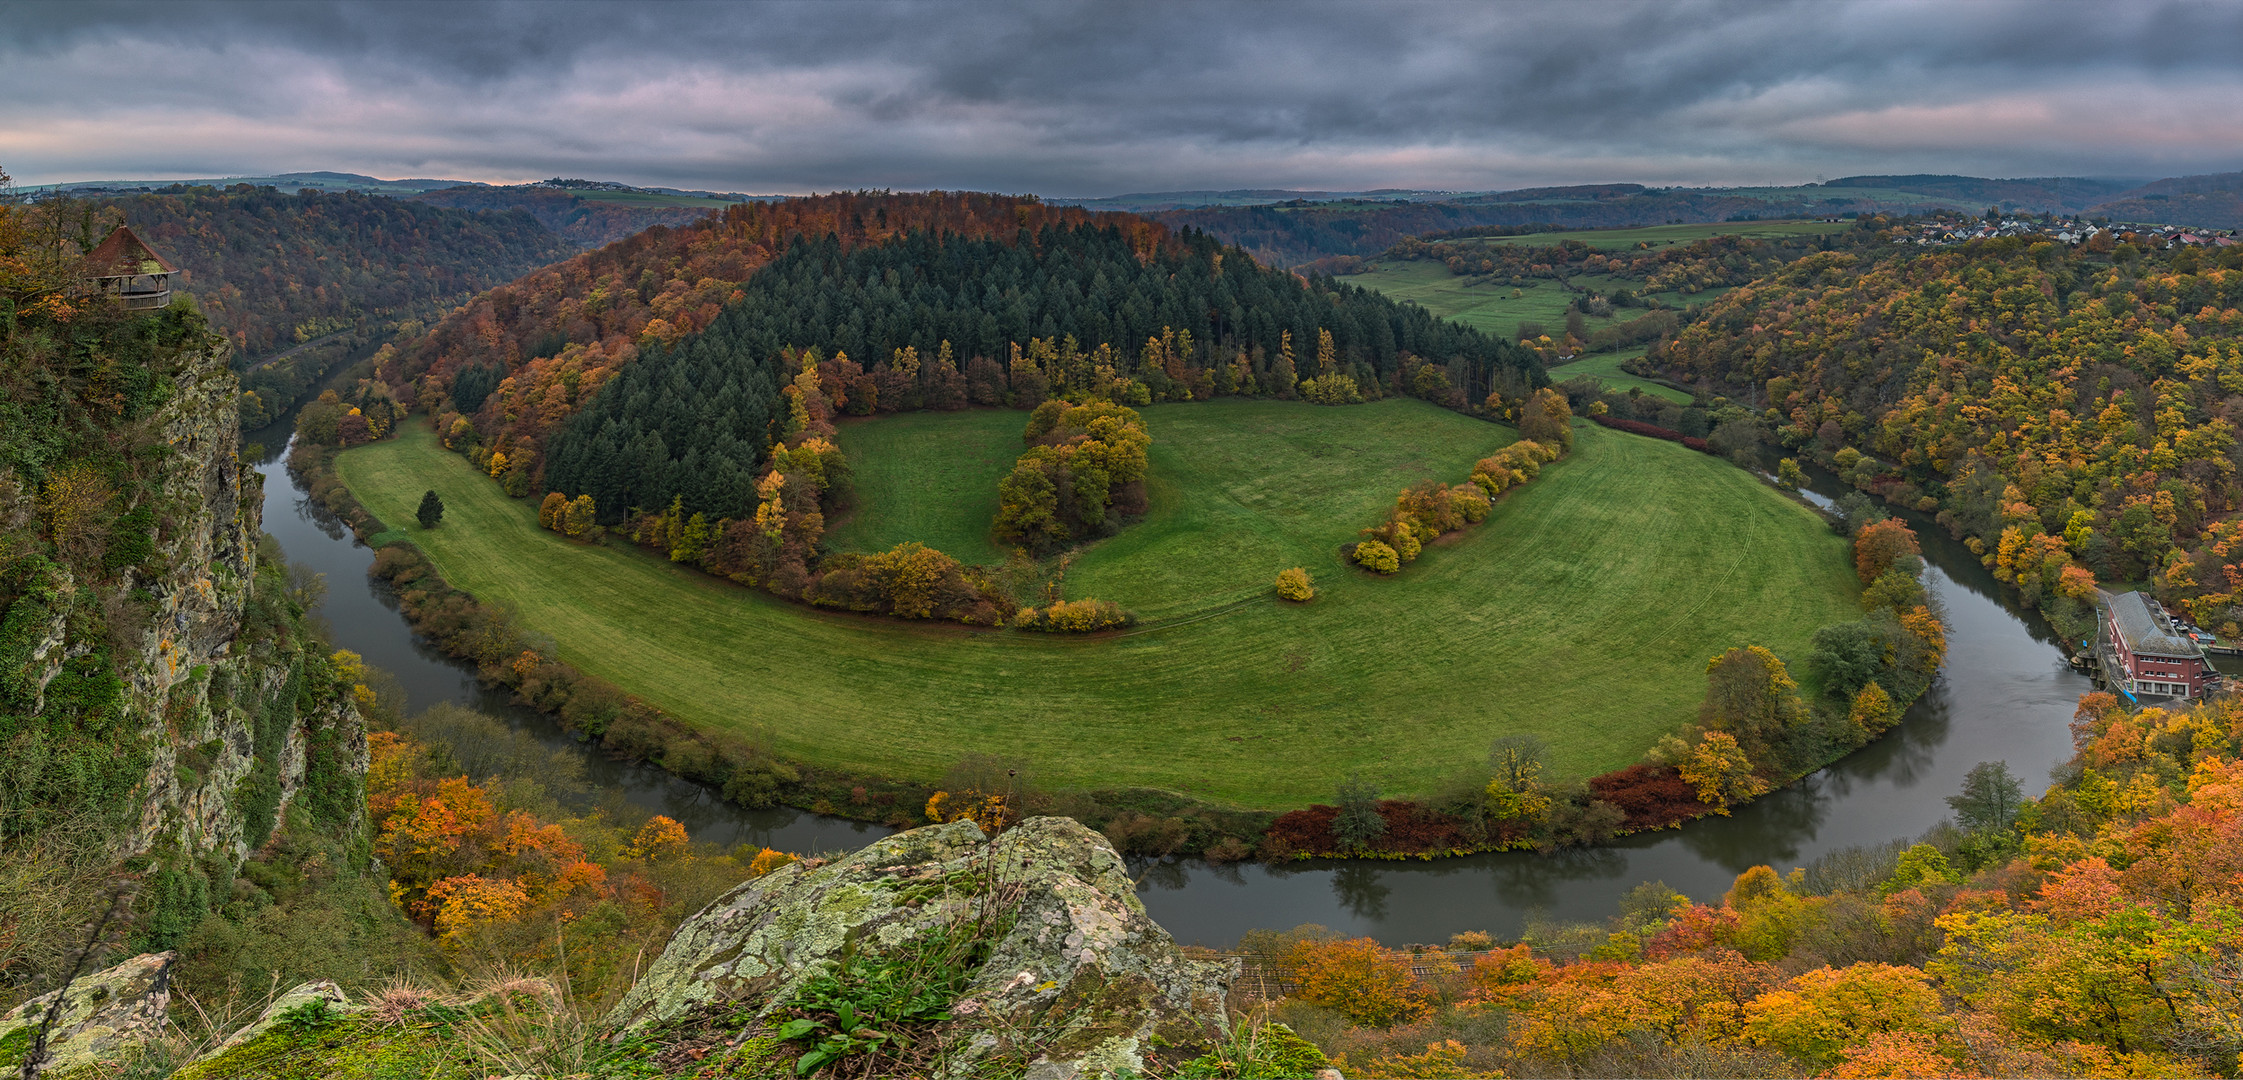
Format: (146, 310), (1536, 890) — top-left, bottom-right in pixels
(261, 419), (2084, 944)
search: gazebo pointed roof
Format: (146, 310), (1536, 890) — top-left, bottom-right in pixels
(84, 225), (177, 276)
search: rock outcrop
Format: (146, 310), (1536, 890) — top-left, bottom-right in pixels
(0, 952), (174, 1078)
(0, 315), (366, 955)
(612, 816), (1237, 1079)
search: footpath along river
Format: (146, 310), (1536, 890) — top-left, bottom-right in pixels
(254, 434), (2090, 946)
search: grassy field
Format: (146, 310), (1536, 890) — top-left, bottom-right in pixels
(338, 413), (1858, 809)
(1547, 349), (1693, 404)
(1065, 401), (1518, 619)
(1333, 261), (1700, 401)
(827, 410), (1023, 564)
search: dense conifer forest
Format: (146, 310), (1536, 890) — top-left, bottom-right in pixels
(533, 222), (1542, 523)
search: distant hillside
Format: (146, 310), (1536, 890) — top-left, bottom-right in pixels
(36, 171), (475, 196)
(410, 185), (729, 247)
(1147, 176), (2140, 266)
(380, 191), (1155, 455)
(112, 186), (575, 426)
(1822, 174), (2134, 211)
(2088, 171), (2243, 229)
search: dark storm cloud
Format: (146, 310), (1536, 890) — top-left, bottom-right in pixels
(7, 0), (2242, 192)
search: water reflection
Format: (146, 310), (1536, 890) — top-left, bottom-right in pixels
(252, 422), (2090, 946)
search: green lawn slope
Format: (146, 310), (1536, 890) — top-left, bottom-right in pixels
(827, 409), (1022, 564)
(1064, 400), (1518, 618)
(336, 412), (1857, 809)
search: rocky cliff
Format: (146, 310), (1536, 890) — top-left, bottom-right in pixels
(77, 817), (1239, 1079)
(0, 303), (367, 1005)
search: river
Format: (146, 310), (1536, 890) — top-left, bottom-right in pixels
(251, 430), (2089, 947)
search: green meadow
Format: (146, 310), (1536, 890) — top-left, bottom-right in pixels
(337, 405), (1857, 810)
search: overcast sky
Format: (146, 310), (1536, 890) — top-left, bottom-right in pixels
(6, 0), (2241, 195)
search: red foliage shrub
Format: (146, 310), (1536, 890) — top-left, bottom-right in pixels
(1589, 764), (1711, 831)
(1263, 800), (1481, 855)
(1681, 436), (1712, 452)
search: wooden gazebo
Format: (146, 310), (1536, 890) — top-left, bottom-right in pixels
(84, 225), (177, 310)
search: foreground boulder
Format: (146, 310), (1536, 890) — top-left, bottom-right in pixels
(0, 952), (174, 1077)
(611, 815), (1237, 1078)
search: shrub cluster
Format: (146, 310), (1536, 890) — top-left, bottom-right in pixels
(1274, 566), (1315, 601)
(1346, 434), (1561, 575)
(1013, 598), (1135, 633)
(994, 400), (1151, 552)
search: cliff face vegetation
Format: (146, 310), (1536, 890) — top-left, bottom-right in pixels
(0, 188), (380, 1022)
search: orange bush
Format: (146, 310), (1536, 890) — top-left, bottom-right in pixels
(1287, 937), (1435, 1027)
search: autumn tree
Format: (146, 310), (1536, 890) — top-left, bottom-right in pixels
(1485, 736), (1552, 824)
(1353, 539), (1401, 573)
(1699, 645), (1808, 759)
(538, 491), (567, 531)
(1678, 731), (1768, 810)
(1517, 386), (1575, 452)
(1287, 937), (1435, 1027)
(1275, 566), (1315, 601)
(562, 494), (597, 539)
(1848, 681), (1897, 738)
(1854, 519), (1921, 585)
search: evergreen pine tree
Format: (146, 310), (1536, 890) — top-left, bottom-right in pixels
(416, 490), (444, 529)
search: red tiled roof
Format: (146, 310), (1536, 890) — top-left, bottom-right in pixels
(84, 225), (177, 276)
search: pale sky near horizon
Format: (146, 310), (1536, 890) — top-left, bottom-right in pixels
(6, 0), (2241, 195)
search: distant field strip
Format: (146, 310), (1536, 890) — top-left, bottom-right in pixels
(338, 412), (1856, 809)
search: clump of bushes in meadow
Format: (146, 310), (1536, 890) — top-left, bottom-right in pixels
(1014, 597), (1135, 633)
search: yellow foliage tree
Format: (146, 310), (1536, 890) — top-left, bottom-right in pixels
(624, 815), (690, 862)
(1679, 731), (1767, 811)
(562, 494), (597, 539)
(1275, 566), (1315, 601)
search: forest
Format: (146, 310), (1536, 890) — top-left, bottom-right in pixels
(98, 186), (575, 428)
(516, 219), (1539, 527)
(408, 184), (716, 248)
(1655, 225), (2243, 640)
(115, 186), (573, 360)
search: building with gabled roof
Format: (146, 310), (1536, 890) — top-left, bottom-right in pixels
(83, 225), (177, 310)
(2097, 590), (2220, 700)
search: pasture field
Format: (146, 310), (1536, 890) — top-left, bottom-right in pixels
(1335, 261), (1704, 399)
(1064, 400), (1517, 618)
(337, 411), (1857, 809)
(1546, 349), (1693, 404)
(828, 409), (1022, 564)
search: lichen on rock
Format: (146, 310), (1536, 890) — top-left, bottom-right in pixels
(611, 816), (1237, 1078)
(0, 951), (174, 1078)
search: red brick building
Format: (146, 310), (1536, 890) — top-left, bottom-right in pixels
(2098, 590), (2220, 700)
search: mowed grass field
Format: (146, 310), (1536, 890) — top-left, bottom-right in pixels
(337, 413), (1858, 809)
(827, 410), (1023, 564)
(1065, 401), (1518, 619)
(1547, 349), (1693, 404)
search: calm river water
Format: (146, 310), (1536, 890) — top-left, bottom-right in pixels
(253, 433), (2088, 947)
